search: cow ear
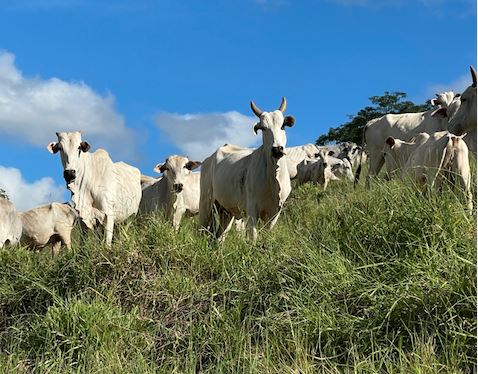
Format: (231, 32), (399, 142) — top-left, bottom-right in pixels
(385, 137), (395, 147)
(430, 98), (438, 106)
(80, 141), (90, 152)
(154, 163), (168, 173)
(47, 142), (59, 154)
(253, 122), (264, 134)
(185, 160), (202, 170)
(431, 107), (448, 118)
(281, 116), (295, 129)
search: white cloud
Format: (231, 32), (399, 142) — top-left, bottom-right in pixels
(0, 166), (66, 211)
(0, 51), (135, 158)
(419, 74), (471, 103)
(155, 111), (260, 161)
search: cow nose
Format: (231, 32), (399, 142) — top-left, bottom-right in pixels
(63, 169), (76, 183)
(173, 183), (183, 193)
(271, 146), (285, 159)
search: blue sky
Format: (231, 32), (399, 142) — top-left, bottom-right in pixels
(0, 0), (476, 209)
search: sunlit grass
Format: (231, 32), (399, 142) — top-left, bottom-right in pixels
(0, 178), (475, 373)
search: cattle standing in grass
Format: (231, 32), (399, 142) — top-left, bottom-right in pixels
(0, 198), (22, 247)
(383, 131), (472, 211)
(19, 202), (77, 255)
(297, 157), (333, 190)
(447, 66), (476, 156)
(199, 97), (295, 240)
(285, 143), (321, 179)
(140, 156), (201, 230)
(355, 91), (459, 185)
(47, 131), (142, 246)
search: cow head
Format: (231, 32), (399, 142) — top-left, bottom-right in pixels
(332, 158), (354, 182)
(154, 155), (201, 193)
(251, 97), (295, 160)
(449, 66), (477, 135)
(47, 131), (90, 185)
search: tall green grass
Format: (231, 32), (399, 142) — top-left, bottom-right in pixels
(0, 180), (475, 373)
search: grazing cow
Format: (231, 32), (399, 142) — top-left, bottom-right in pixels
(47, 131), (141, 245)
(328, 156), (355, 182)
(448, 66), (477, 156)
(336, 142), (367, 170)
(297, 157), (332, 190)
(356, 91), (459, 185)
(19, 202), (77, 254)
(140, 155), (201, 229)
(285, 143), (321, 179)
(199, 97), (295, 240)
(384, 131), (472, 210)
(0, 198), (22, 248)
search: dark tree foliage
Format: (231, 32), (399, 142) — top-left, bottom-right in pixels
(316, 91), (433, 146)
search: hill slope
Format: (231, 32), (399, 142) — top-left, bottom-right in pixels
(0, 180), (476, 373)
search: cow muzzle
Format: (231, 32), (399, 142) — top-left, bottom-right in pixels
(173, 183), (184, 193)
(271, 146), (285, 159)
(63, 169), (76, 183)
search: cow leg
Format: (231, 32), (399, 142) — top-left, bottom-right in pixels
(266, 209), (282, 230)
(199, 190), (214, 233)
(105, 214), (114, 246)
(172, 207), (185, 231)
(366, 151), (385, 187)
(51, 240), (61, 256)
(246, 204), (258, 241)
(216, 207), (234, 241)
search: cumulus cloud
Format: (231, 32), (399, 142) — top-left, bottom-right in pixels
(0, 166), (66, 211)
(419, 74), (472, 103)
(0, 51), (135, 158)
(155, 111), (260, 160)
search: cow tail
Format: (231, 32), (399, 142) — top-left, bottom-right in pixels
(354, 124), (367, 186)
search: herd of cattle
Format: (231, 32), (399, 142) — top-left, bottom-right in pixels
(0, 66), (476, 251)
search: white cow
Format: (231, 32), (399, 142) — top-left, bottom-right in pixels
(297, 157), (332, 190)
(285, 143), (321, 179)
(0, 198), (22, 247)
(357, 91), (459, 185)
(329, 156), (355, 182)
(140, 155), (201, 229)
(47, 131), (141, 245)
(383, 131), (472, 210)
(19, 202), (77, 254)
(448, 66), (477, 156)
(336, 142), (367, 170)
(199, 97), (295, 240)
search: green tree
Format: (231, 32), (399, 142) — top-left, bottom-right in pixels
(316, 91), (433, 146)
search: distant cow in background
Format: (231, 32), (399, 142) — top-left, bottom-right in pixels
(356, 90), (459, 185)
(383, 131), (472, 211)
(47, 131), (142, 246)
(19, 202), (77, 255)
(447, 66), (476, 156)
(285, 143), (321, 179)
(0, 198), (22, 248)
(140, 155), (201, 230)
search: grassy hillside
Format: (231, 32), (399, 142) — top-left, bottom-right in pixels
(0, 180), (476, 373)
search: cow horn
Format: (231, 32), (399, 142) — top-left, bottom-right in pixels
(250, 101), (263, 118)
(278, 97), (287, 112)
(470, 66), (477, 88)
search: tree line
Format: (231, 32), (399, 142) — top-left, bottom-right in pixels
(316, 92), (432, 146)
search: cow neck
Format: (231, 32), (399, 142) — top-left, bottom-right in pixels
(69, 152), (94, 224)
(260, 145), (290, 202)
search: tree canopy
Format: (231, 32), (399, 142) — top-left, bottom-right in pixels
(316, 91), (433, 146)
